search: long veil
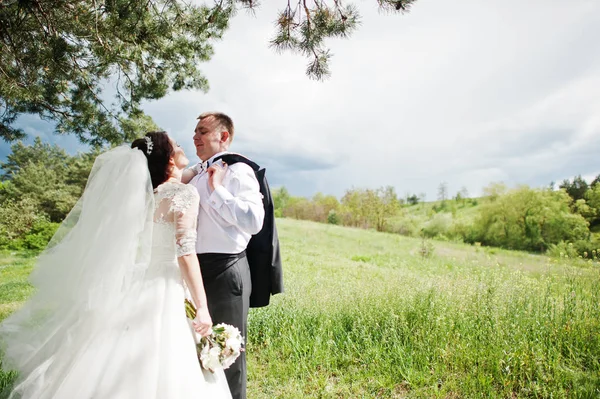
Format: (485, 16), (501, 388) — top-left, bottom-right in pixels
(0, 145), (154, 395)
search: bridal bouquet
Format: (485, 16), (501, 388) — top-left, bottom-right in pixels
(185, 299), (244, 373)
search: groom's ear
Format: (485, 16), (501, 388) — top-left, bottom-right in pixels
(220, 130), (230, 144)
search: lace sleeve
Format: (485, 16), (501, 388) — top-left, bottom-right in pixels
(172, 185), (200, 257)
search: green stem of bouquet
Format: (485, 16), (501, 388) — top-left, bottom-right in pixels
(184, 298), (218, 346)
(184, 298), (197, 319)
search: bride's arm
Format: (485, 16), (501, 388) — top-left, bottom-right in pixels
(178, 255), (212, 335)
(181, 165), (198, 184)
(174, 186), (212, 335)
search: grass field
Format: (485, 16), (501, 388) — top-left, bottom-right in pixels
(2, 219), (600, 398)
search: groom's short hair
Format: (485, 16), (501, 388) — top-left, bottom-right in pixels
(198, 112), (235, 143)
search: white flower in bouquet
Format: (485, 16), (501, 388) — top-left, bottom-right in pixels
(185, 299), (244, 373)
(225, 337), (242, 353)
(223, 323), (241, 337)
(200, 344), (222, 372)
(221, 352), (237, 369)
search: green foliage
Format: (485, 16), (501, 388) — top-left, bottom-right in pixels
(312, 192), (340, 222)
(421, 212), (452, 239)
(249, 220), (600, 397)
(0, 0), (233, 143)
(472, 185), (589, 252)
(272, 186), (291, 218)
(0, 197), (46, 247)
(1, 138), (97, 222)
(3, 217), (600, 397)
(22, 220), (61, 251)
(406, 193), (419, 205)
(283, 197), (317, 220)
(341, 186), (400, 231)
(386, 214), (420, 236)
(436, 181), (448, 202)
(326, 209), (339, 225)
(1, 0), (417, 143)
(279, 179), (599, 259)
(418, 236), (434, 258)
(271, 0), (416, 79)
(559, 175), (589, 201)
(547, 241), (583, 260)
(584, 184), (600, 229)
(0, 138), (97, 249)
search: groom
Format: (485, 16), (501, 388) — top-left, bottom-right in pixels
(188, 112), (264, 399)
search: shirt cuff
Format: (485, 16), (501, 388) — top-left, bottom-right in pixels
(191, 163), (202, 174)
(208, 185), (234, 209)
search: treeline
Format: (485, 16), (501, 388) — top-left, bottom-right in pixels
(1, 139), (599, 259)
(0, 138), (100, 249)
(273, 178), (600, 259)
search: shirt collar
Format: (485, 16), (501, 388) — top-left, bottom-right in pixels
(206, 151), (229, 166)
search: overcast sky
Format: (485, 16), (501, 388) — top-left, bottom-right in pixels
(4, 0), (600, 199)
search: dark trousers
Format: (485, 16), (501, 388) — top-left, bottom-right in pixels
(198, 252), (251, 399)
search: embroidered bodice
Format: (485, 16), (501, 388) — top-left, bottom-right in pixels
(152, 182), (199, 259)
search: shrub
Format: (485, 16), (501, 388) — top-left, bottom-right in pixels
(418, 237), (435, 258)
(473, 186), (589, 252)
(422, 213), (452, 238)
(386, 215), (420, 236)
(23, 219), (60, 250)
(547, 241), (580, 259)
(0, 197), (47, 248)
(327, 209), (339, 225)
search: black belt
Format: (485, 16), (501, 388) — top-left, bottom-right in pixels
(197, 251), (246, 280)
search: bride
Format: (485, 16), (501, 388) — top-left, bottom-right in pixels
(0, 132), (232, 399)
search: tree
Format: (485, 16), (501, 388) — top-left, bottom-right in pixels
(472, 186), (589, 252)
(341, 186), (400, 231)
(1, 136), (69, 178)
(282, 196), (315, 220)
(369, 186), (400, 231)
(559, 175), (589, 201)
(272, 186), (291, 217)
(483, 182), (507, 201)
(437, 182), (448, 203)
(406, 193), (419, 206)
(1, 137), (98, 222)
(312, 192), (340, 222)
(584, 184), (600, 229)
(0, 0), (417, 143)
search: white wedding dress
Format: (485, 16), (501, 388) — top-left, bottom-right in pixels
(0, 147), (231, 399)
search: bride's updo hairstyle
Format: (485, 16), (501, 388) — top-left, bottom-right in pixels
(131, 131), (174, 189)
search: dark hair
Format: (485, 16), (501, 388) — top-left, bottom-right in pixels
(197, 112), (235, 143)
(131, 131), (174, 189)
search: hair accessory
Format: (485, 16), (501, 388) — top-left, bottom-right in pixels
(144, 136), (154, 155)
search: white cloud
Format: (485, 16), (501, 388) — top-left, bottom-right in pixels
(6, 0), (600, 199)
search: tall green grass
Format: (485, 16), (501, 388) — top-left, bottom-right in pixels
(0, 251), (36, 396)
(1, 220), (599, 398)
(247, 219), (600, 398)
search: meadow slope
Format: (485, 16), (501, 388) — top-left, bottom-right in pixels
(1, 219), (599, 398)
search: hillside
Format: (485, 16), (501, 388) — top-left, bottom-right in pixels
(1, 219), (599, 398)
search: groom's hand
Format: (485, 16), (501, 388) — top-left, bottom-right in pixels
(207, 162), (228, 192)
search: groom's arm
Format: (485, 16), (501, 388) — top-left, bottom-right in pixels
(208, 164), (264, 235)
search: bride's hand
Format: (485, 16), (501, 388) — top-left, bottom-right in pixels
(192, 307), (213, 337)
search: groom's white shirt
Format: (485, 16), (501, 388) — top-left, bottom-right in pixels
(189, 151), (265, 254)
